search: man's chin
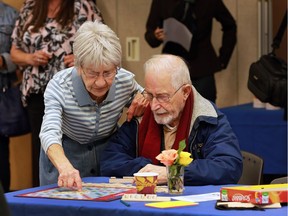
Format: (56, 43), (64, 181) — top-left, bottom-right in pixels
(154, 115), (171, 125)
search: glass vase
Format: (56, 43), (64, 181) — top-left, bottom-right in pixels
(166, 165), (184, 195)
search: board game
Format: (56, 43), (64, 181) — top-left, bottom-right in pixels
(17, 186), (136, 202)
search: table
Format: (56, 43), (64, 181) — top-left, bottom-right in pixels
(220, 103), (287, 175)
(5, 177), (287, 216)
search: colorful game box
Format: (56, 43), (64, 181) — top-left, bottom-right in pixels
(220, 184), (288, 204)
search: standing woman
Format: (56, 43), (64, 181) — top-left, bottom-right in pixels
(0, 1), (18, 193)
(10, 0), (103, 187)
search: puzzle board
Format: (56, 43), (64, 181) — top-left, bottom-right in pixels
(17, 186), (136, 202)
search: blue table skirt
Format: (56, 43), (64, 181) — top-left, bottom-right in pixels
(5, 177), (287, 216)
(220, 103), (287, 174)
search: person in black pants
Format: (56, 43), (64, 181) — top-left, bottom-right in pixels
(0, 137), (10, 193)
(145, 0), (237, 103)
(0, 1), (18, 193)
(0, 182), (10, 216)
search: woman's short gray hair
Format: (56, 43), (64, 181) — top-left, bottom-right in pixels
(73, 20), (122, 68)
(143, 54), (192, 89)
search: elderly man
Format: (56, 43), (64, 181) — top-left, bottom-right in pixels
(100, 54), (242, 185)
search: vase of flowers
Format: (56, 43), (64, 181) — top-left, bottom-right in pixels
(166, 164), (185, 194)
(156, 140), (193, 195)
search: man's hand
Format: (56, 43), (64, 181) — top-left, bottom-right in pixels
(126, 92), (148, 122)
(138, 164), (167, 185)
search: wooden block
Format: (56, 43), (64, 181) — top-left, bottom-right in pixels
(109, 177), (134, 184)
(122, 193), (171, 202)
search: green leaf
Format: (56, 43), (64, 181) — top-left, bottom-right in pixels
(174, 139), (186, 164)
(178, 139), (186, 152)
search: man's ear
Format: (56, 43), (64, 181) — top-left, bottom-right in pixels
(182, 84), (192, 100)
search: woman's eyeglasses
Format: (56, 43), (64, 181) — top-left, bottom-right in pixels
(82, 67), (118, 80)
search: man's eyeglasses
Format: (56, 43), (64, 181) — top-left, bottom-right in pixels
(82, 67), (118, 80)
(142, 84), (186, 103)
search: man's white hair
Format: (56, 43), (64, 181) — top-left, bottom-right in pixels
(143, 54), (192, 89)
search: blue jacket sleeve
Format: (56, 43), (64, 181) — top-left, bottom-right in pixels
(100, 119), (152, 177)
(184, 110), (243, 185)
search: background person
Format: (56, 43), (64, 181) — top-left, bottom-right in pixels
(0, 182), (10, 216)
(144, 0), (237, 103)
(10, 0), (103, 187)
(0, 1), (18, 193)
(39, 20), (146, 191)
(100, 54), (243, 185)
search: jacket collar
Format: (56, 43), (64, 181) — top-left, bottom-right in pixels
(191, 86), (218, 129)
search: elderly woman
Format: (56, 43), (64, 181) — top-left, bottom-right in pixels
(39, 20), (146, 191)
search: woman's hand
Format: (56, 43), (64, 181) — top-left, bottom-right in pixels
(11, 45), (51, 67)
(154, 27), (165, 41)
(31, 50), (51, 66)
(126, 92), (149, 122)
(47, 144), (82, 191)
(57, 165), (82, 191)
(64, 54), (75, 68)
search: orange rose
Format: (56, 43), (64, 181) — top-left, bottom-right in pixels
(156, 149), (178, 166)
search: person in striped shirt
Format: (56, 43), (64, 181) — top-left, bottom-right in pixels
(39, 20), (146, 191)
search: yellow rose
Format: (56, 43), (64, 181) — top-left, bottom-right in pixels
(178, 151), (193, 166)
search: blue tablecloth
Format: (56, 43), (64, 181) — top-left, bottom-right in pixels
(5, 177), (287, 216)
(220, 103), (287, 175)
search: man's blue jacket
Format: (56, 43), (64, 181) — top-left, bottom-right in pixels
(100, 89), (243, 185)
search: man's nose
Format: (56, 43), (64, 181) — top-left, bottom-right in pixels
(150, 97), (161, 111)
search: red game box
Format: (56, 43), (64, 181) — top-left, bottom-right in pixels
(220, 184), (288, 204)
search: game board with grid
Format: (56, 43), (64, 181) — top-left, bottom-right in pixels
(17, 186), (136, 201)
